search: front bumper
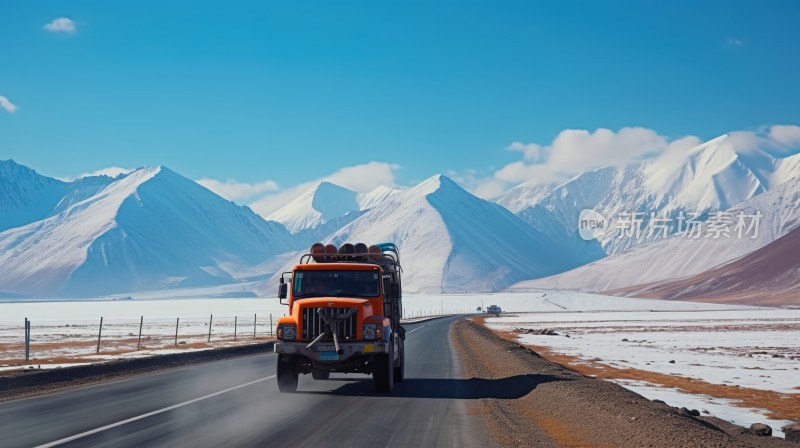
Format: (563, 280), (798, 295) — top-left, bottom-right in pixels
(274, 340), (387, 363)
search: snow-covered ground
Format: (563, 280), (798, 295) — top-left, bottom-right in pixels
(0, 292), (475, 370)
(0, 298), (286, 371)
(2, 290), (797, 437)
(480, 291), (799, 438)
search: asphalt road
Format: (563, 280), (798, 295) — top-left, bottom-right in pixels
(0, 317), (494, 448)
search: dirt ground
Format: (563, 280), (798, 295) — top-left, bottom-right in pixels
(451, 318), (795, 448)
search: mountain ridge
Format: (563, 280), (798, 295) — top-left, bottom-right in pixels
(265, 174), (603, 294)
(500, 134), (800, 256)
(0, 165), (298, 297)
(607, 225), (800, 306)
(511, 175), (800, 294)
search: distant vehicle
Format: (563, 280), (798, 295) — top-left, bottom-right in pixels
(274, 242), (404, 393)
(486, 305), (502, 314)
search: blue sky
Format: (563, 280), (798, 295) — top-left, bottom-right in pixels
(2, 1), (800, 212)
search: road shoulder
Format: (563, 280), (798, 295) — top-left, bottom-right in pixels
(451, 318), (792, 448)
(0, 342), (274, 402)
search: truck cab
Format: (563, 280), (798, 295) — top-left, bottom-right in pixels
(274, 242), (405, 393)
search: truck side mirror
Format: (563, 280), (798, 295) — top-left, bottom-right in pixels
(278, 282), (287, 300)
(278, 271), (292, 304)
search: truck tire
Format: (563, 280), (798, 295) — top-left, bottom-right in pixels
(277, 355), (298, 393)
(394, 339), (405, 382)
(373, 343), (394, 393)
(311, 370), (330, 380)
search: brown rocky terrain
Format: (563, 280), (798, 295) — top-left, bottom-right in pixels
(453, 318), (795, 447)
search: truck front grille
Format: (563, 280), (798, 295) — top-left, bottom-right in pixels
(302, 307), (358, 341)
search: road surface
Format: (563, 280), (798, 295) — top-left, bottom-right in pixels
(0, 317), (494, 448)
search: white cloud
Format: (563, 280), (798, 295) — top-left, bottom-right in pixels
(768, 125), (800, 148)
(452, 127), (704, 199)
(323, 161), (400, 192)
(497, 127), (695, 186)
(545, 127), (675, 170)
(250, 162), (400, 217)
(726, 130), (763, 153)
(471, 124), (800, 199)
(445, 169), (506, 199)
(79, 166), (132, 179)
(0, 95), (18, 114)
(196, 178), (279, 202)
(507, 142), (546, 163)
(59, 166), (133, 181)
(723, 125), (800, 155)
(44, 17), (77, 34)
(726, 37), (744, 47)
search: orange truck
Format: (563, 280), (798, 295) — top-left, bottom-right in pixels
(274, 242), (405, 393)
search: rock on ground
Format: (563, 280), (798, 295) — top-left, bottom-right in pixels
(751, 423), (773, 437)
(783, 423), (800, 443)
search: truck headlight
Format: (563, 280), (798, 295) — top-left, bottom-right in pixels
(362, 324), (380, 341)
(278, 324), (297, 340)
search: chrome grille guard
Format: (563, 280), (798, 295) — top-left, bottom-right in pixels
(305, 307), (357, 354)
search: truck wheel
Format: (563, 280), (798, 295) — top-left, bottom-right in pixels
(277, 355), (298, 393)
(393, 339), (405, 382)
(311, 370), (330, 380)
(373, 344), (394, 393)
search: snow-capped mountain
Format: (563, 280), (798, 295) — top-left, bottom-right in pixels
(621, 225), (800, 306)
(5, 131), (799, 300)
(511, 175), (800, 294)
(267, 182), (406, 245)
(502, 135), (800, 256)
(280, 175), (603, 294)
(0, 160), (66, 232)
(0, 165), (297, 297)
(494, 181), (557, 214)
(268, 182), (360, 234)
(1, 160), (122, 233)
(1, 160), (67, 232)
(357, 185), (404, 210)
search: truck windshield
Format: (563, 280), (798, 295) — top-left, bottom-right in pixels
(293, 270), (380, 299)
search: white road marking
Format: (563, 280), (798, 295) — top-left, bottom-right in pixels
(407, 324), (428, 334)
(35, 375), (277, 448)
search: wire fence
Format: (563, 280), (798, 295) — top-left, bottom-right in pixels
(0, 314), (276, 366)
(2, 308), (475, 366)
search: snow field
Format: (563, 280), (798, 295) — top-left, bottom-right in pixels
(481, 291), (799, 437)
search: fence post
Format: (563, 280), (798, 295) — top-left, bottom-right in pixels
(97, 317), (103, 353)
(234, 316), (238, 341)
(208, 314), (213, 342)
(137, 316), (143, 350)
(24, 318), (30, 362)
(269, 314), (273, 338)
(175, 318), (179, 346)
(253, 314), (257, 339)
